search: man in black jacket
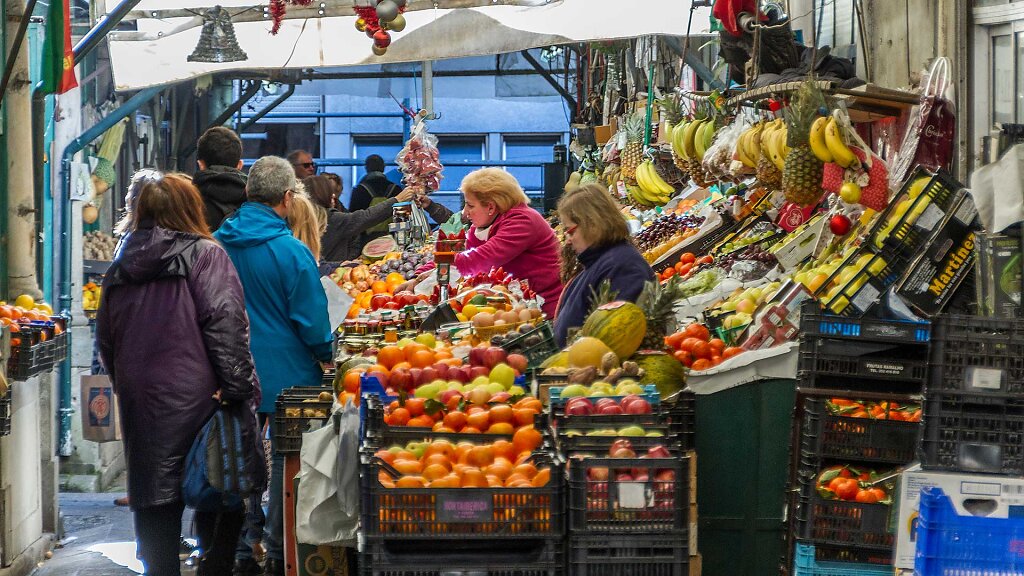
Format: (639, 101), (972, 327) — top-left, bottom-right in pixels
(350, 154), (402, 245)
(194, 127), (247, 232)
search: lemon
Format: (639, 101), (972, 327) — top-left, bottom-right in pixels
(35, 303), (53, 315)
(461, 304), (479, 319)
(14, 294), (34, 309)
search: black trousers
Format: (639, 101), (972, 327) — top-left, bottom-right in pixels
(134, 501), (245, 576)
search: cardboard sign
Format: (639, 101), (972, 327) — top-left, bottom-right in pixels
(81, 375), (121, 442)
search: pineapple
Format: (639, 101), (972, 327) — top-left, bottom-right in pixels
(688, 157), (712, 189)
(587, 279), (620, 318)
(636, 278), (684, 350)
(620, 112), (645, 180)
(782, 81), (827, 206)
(756, 151), (782, 189)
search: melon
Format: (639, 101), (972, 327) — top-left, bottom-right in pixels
(632, 350), (686, 398)
(338, 356), (374, 374)
(580, 301), (647, 359)
(540, 351), (568, 369)
(362, 236), (398, 261)
(567, 337), (614, 369)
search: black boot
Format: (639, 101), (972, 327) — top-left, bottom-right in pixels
(263, 557), (285, 576)
(232, 557), (262, 576)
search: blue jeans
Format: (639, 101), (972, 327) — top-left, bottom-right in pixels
(236, 416), (284, 562)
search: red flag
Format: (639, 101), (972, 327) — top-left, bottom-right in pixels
(41, 0), (78, 95)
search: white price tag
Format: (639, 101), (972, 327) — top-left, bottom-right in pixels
(852, 282), (880, 314)
(617, 482), (650, 509)
(915, 203), (944, 231)
(969, 367), (1004, 391)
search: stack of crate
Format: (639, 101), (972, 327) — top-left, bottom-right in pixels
(551, 390), (696, 576)
(788, 302), (930, 575)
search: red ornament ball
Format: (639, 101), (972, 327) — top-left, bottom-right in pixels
(373, 29), (392, 48)
(829, 214), (852, 236)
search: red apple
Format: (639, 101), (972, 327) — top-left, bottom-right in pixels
(408, 367), (423, 386)
(370, 294), (391, 310)
(419, 366), (439, 385)
(588, 466), (609, 481)
(633, 473), (649, 482)
(483, 346), (508, 369)
(468, 346), (488, 368)
(469, 366), (491, 380)
(610, 447), (636, 459)
(829, 213), (852, 236)
(598, 404), (624, 415)
(456, 366), (474, 383)
(431, 363), (451, 380)
(506, 353), (528, 373)
(621, 395), (652, 415)
(647, 445), (672, 459)
(390, 368), (412, 390)
(655, 469), (676, 482)
(565, 398), (593, 416)
(609, 439), (634, 454)
(490, 391), (512, 404)
(438, 389), (462, 406)
(615, 473), (634, 482)
(365, 370), (389, 389)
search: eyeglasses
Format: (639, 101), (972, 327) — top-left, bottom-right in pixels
(563, 224), (578, 237)
(293, 162), (314, 169)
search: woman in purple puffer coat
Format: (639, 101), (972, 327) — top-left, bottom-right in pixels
(96, 172), (261, 576)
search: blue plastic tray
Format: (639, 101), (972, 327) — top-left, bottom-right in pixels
(793, 543), (892, 576)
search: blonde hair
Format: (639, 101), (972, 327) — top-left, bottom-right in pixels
(288, 191), (322, 261)
(460, 168), (530, 213)
(557, 183), (630, 248)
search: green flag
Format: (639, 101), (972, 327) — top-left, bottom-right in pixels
(41, 0), (78, 95)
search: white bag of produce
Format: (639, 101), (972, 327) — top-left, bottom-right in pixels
(969, 143), (1024, 233)
(295, 400), (358, 546)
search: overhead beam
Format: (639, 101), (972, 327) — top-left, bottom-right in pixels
(177, 80), (263, 161)
(121, 0), (550, 22)
(228, 68), (550, 81)
(519, 50), (577, 113)
(74, 0), (144, 65)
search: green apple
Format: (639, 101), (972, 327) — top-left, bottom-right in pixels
(485, 382), (506, 395)
(559, 384), (588, 399)
(407, 442), (427, 458)
(645, 431), (664, 437)
(508, 385), (526, 397)
(489, 363), (516, 389)
(472, 376), (491, 389)
(617, 425), (646, 437)
(414, 383), (443, 399)
(414, 332), (437, 348)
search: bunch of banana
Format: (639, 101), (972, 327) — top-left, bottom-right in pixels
(693, 120), (717, 161)
(633, 159), (673, 205)
(759, 119), (790, 171)
(734, 122), (765, 168)
(812, 112), (860, 169)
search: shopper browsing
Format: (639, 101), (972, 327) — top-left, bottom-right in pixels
(96, 172), (261, 576)
(194, 126), (247, 231)
(552, 183), (655, 347)
(214, 156), (333, 576)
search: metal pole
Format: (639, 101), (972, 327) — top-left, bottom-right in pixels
(519, 49), (578, 112)
(0, 0), (39, 107)
(235, 83), (296, 132)
(73, 0), (144, 65)
(422, 60), (433, 116)
(57, 85), (162, 456)
(177, 80), (262, 161)
(401, 98), (411, 143)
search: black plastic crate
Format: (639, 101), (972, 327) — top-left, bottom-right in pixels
(494, 322), (558, 371)
(552, 393), (695, 446)
(361, 453), (564, 539)
(920, 392), (1024, 475)
(50, 330), (68, 363)
(799, 300), (930, 343)
(793, 540), (893, 567)
(927, 314), (1024, 395)
(0, 388), (12, 437)
(798, 337), (929, 385)
(801, 396), (921, 465)
(567, 453), (690, 534)
(6, 324), (56, 381)
(557, 431), (688, 460)
(361, 536), (562, 576)
(793, 465), (895, 551)
(274, 386), (334, 454)
(568, 534), (689, 576)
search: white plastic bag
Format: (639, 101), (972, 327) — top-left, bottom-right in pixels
(295, 400), (358, 546)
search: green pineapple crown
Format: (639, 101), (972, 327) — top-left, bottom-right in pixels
(785, 81), (826, 147)
(624, 111), (646, 142)
(658, 94), (684, 125)
(637, 277), (683, 329)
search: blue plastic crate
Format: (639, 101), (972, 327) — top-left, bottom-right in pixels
(800, 301), (931, 343)
(915, 486), (1024, 575)
(793, 543), (892, 576)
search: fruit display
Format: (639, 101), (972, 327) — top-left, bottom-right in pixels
(1, 295), (60, 347)
(665, 322), (741, 371)
(554, 380), (653, 401)
(815, 465), (893, 504)
(635, 213), (705, 258)
(82, 231), (116, 261)
(703, 281), (783, 335)
(717, 222), (782, 255)
(826, 398), (922, 422)
(562, 394), (654, 417)
(375, 248), (433, 280)
(82, 282), (102, 313)
(370, 438), (550, 488)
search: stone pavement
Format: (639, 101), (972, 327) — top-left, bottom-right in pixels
(31, 475), (196, 576)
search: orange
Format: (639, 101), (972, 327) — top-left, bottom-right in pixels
(513, 408), (538, 428)
(390, 361), (412, 372)
(423, 463), (450, 481)
(425, 441), (456, 461)
(395, 476), (426, 488)
(365, 364), (390, 376)
(433, 350), (453, 360)
(402, 343), (429, 362)
(404, 398), (426, 417)
(512, 462), (538, 479)
(467, 446), (495, 468)
(408, 415), (435, 428)
(378, 472), (395, 488)
(461, 427), (482, 434)
(487, 422), (514, 435)
(371, 280), (389, 294)
(532, 468), (551, 487)
(443, 411), (468, 431)
(514, 398), (542, 413)
(429, 474), (460, 488)
(485, 475), (504, 487)
(439, 357), (463, 367)
(343, 369), (364, 393)
(433, 423), (456, 433)
(513, 425), (542, 456)
(424, 453), (453, 471)
(504, 473), (529, 486)
(466, 411), (490, 431)
(485, 460), (513, 480)
(491, 440), (515, 462)
(488, 404), (513, 424)
(388, 407), (410, 426)
(394, 450), (416, 461)
(460, 468), (488, 488)
(410, 349), (436, 369)
(393, 460), (423, 475)
(374, 449), (397, 465)
(385, 272), (405, 286)
(377, 346), (404, 369)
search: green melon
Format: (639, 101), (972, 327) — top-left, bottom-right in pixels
(632, 350), (686, 398)
(362, 236), (398, 261)
(580, 301), (647, 359)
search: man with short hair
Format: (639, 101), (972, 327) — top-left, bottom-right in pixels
(214, 156), (332, 576)
(350, 154), (402, 244)
(287, 149), (316, 180)
(195, 126), (247, 231)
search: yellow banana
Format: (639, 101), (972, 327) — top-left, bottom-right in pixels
(809, 117), (833, 163)
(735, 129), (756, 168)
(743, 123), (764, 164)
(695, 122), (712, 160)
(824, 117), (858, 168)
(769, 129), (787, 171)
(682, 120), (703, 158)
(672, 120), (690, 159)
(636, 161), (662, 199)
(646, 161), (675, 195)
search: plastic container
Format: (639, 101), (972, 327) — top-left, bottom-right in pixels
(567, 453), (690, 534)
(0, 388), (12, 437)
(548, 385), (661, 409)
(801, 396), (921, 465)
(360, 454), (564, 540)
(815, 248), (900, 317)
(568, 534), (689, 576)
(792, 543), (892, 576)
(273, 386), (334, 454)
(914, 486), (1024, 575)
(793, 490), (893, 551)
(919, 392), (1024, 475)
(494, 322), (557, 371)
(867, 167), (963, 259)
(799, 300), (930, 343)
(6, 324), (56, 381)
(927, 314), (1024, 395)
(552, 392), (695, 451)
(798, 337), (930, 385)
(361, 536), (562, 576)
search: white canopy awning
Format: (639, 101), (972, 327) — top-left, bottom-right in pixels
(107, 0), (710, 91)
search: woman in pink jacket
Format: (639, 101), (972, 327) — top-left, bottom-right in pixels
(415, 168), (563, 317)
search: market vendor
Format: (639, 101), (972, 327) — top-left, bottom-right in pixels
(410, 168), (563, 317)
(553, 183), (655, 347)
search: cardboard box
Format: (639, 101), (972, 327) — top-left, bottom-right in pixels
(894, 465), (1024, 569)
(894, 191), (979, 317)
(740, 281), (810, 350)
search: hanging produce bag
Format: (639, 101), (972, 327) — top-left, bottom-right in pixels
(81, 375), (121, 442)
(891, 57), (955, 184)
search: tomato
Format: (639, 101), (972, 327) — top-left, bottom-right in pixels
(690, 341), (712, 360)
(679, 337), (703, 353)
(665, 332), (687, 349)
(678, 263), (694, 276)
(673, 349), (693, 367)
(868, 487), (887, 502)
(708, 338), (726, 356)
(370, 294), (392, 310)
(855, 489), (879, 504)
(679, 253), (697, 264)
(696, 255), (714, 265)
(690, 358), (712, 371)
(722, 346), (744, 358)
(683, 323), (711, 342)
(827, 477), (845, 493)
(835, 478), (859, 501)
(662, 267), (676, 279)
(710, 355), (722, 366)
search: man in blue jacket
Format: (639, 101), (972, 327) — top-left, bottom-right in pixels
(215, 155), (333, 576)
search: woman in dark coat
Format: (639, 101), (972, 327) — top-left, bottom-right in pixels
(303, 175), (414, 262)
(96, 172), (261, 576)
(553, 183), (655, 347)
